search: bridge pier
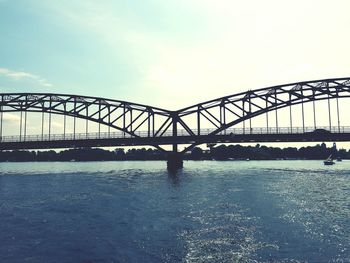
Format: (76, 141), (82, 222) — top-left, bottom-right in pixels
(167, 143), (183, 170)
(167, 152), (183, 170)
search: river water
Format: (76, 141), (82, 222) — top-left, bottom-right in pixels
(0, 160), (349, 262)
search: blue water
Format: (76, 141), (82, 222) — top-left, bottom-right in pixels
(0, 160), (349, 262)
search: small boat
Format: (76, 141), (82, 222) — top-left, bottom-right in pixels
(336, 157), (342, 162)
(324, 155), (335, 165)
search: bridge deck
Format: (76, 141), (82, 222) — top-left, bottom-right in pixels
(1, 126), (349, 150)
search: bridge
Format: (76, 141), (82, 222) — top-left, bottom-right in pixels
(1, 77), (350, 169)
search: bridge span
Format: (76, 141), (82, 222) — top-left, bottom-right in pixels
(1, 77), (350, 168)
(1, 126), (350, 150)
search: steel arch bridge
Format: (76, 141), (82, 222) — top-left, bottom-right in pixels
(1, 77), (350, 167)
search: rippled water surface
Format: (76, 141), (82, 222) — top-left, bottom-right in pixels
(0, 160), (349, 262)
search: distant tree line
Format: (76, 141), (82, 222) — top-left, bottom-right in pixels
(192, 143), (345, 160)
(0, 148), (165, 162)
(0, 143), (346, 162)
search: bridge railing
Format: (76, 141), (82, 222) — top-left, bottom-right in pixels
(1, 126), (349, 143)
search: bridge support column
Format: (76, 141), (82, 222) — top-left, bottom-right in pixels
(167, 114), (183, 170)
(167, 151), (183, 170)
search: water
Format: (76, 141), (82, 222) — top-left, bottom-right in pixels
(0, 160), (349, 263)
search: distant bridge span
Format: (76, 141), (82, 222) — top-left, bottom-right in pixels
(1, 77), (350, 168)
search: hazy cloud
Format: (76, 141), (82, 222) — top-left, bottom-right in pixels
(0, 68), (53, 87)
(2, 113), (20, 123)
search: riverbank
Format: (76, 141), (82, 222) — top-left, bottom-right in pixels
(0, 143), (347, 162)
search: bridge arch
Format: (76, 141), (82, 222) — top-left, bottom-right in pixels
(0, 93), (173, 140)
(1, 77), (350, 154)
(177, 77), (350, 151)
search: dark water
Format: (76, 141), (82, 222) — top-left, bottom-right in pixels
(0, 160), (349, 263)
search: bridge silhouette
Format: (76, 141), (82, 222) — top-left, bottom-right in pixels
(1, 77), (350, 169)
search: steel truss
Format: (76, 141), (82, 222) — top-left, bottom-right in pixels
(1, 77), (350, 152)
(176, 77), (350, 152)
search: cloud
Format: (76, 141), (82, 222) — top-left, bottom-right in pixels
(0, 68), (53, 87)
(51, 121), (63, 128)
(2, 113), (20, 123)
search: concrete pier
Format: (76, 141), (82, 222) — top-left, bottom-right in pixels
(167, 152), (183, 170)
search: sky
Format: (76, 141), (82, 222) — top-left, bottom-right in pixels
(1, 0), (350, 109)
(1, 0), (350, 148)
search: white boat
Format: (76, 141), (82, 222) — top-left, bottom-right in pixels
(324, 155), (335, 165)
